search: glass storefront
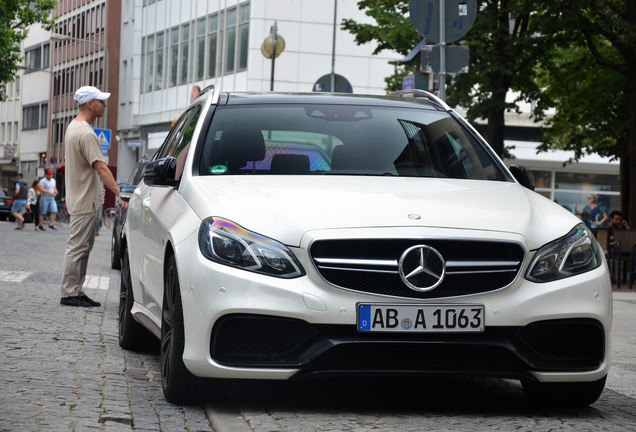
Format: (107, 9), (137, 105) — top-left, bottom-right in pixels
(531, 169), (620, 228)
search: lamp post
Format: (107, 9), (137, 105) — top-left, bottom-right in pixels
(50, 33), (110, 126)
(261, 22), (285, 91)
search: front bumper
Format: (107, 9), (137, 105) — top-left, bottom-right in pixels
(176, 231), (612, 383)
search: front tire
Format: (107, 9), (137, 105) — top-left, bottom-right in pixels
(161, 253), (204, 404)
(522, 375), (606, 406)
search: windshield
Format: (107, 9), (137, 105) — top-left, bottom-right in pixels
(197, 104), (507, 181)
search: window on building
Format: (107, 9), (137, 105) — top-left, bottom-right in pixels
(22, 103), (47, 131)
(141, 2), (250, 90)
(239, 4), (250, 71)
(169, 26), (179, 87)
(25, 46), (42, 71)
(156, 32), (164, 89)
(40, 103), (48, 128)
(196, 19), (206, 81)
(42, 43), (50, 68)
(146, 34), (155, 92)
(179, 23), (190, 85)
(224, 8), (237, 75)
(208, 14), (218, 78)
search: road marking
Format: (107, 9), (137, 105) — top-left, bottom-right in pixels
(0, 270), (110, 289)
(0, 271), (33, 283)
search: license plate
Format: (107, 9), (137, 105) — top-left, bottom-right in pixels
(357, 304), (484, 333)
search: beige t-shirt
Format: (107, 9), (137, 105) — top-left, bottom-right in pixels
(64, 120), (106, 215)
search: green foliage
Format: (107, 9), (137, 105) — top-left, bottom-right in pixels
(343, 0), (556, 156)
(341, 0), (420, 92)
(341, 0), (420, 57)
(535, 42), (627, 161)
(0, 0), (57, 98)
(533, 0), (632, 161)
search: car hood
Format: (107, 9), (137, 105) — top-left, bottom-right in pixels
(185, 176), (579, 250)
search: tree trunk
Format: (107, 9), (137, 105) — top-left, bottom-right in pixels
(627, 68), (636, 226)
(620, 156), (630, 220)
(487, 103), (506, 157)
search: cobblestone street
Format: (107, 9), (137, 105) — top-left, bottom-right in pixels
(1, 220), (635, 431)
(0, 221), (215, 431)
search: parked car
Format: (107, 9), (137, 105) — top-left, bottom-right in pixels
(119, 87), (612, 406)
(111, 158), (150, 269)
(0, 188), (15, 221)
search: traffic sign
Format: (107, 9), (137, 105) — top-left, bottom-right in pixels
(409, 0), (477, 43)
(94, 128), (112, 156)
(420, 45), (470, 74)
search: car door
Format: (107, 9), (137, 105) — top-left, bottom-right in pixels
(134, 105), (203, 319)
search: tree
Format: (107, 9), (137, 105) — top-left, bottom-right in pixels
(0, 0), (56, 99)
(341, 0), (421, 91)
(343, 1), (555, 158)
(445, 1), (555, 157)
(534, 0), (636, 221)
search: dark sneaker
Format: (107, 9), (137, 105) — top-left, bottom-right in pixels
(79, 295), (101, 307)
(48, 225), (57, 230)
(60, 296), (92, 307)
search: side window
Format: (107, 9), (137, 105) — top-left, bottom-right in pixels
(174, 106), (202, 179)
(155, 119), (186, 160)
(155, 109), (193, 160)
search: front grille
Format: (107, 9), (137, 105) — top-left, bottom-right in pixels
(310, 239), (525, 299)
(210, 315), (605, 378)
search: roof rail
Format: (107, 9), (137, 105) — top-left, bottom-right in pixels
(388, 89), (449, 111)
(197, 84), (220, 105)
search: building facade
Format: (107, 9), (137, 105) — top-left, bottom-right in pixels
(116, 0), (401, 180)
(0, 0), (622, 224)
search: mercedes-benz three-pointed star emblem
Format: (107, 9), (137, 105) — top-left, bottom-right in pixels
(398, 245), (446, 292)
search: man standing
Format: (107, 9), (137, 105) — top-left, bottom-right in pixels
(11, 173), (28, 230)
(60, 86), (128, 307)
(38, 169), (59, 229)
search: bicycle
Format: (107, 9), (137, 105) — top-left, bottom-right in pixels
(102, 207), (117, 229)
(57, 200), (70, 223)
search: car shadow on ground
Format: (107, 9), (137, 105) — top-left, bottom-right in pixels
(199, 375), (607, 418)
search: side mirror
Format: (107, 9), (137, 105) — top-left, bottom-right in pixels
(143, 157), (179, 188)
(509, 164), (535, 191)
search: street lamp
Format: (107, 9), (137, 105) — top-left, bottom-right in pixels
(49, 32), (110, 126)
(261, 22), (285, 91)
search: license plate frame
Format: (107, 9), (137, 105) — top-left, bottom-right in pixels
(357, 303), (484, 333)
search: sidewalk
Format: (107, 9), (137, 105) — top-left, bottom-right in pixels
(0, 221), (215, 431)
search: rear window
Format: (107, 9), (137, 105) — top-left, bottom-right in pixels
(197, 104), (506, 181)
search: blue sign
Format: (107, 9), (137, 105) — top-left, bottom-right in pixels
(403, 75), (415, 90)
(94, 128), (112, 156)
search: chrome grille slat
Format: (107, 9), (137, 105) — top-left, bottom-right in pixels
(310, 239), (525, 299)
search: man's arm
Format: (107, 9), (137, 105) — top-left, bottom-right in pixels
(93, 160), (128, 211)
(13, 183), (19, 197)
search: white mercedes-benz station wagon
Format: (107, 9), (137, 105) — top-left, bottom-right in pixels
(118, 87), (612, 405)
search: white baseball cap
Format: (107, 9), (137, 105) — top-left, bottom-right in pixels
(74, 86), (111, 105)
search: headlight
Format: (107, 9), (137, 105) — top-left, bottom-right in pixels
(526, 223), (601, 283)
(198, 217), (305, 278)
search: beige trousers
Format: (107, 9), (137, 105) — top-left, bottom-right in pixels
(61, 212), (98, 298)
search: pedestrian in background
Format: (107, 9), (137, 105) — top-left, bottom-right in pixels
(27, 179), (43, 231)
(11, 173), (28, 230)
(60, 86), (127, 308)
(38, 169), (59, 230)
